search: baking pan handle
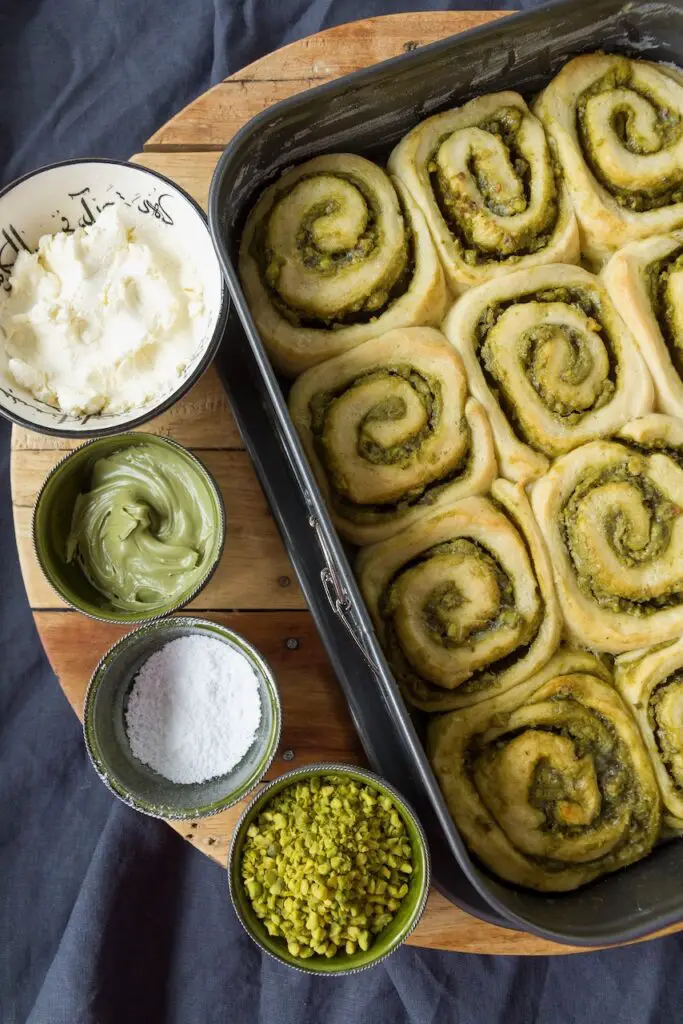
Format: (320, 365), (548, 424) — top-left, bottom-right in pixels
(308, 514), (380, 675)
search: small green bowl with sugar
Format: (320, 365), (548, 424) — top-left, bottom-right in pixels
(83, 617), (282, 819)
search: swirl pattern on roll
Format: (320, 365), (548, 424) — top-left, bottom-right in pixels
(531, 415), (683, 653)
(387, 92), (580, 294)
(443, 264), (654, 483)
(238, 153), (447, 376)
(289, 327), (496, 545)
(617, 637), (683, 830)
(357, 479), (561, 711)
(536, 54), (683, 264)
(604, 231), (683, 418)
(428, 650), (661, 891)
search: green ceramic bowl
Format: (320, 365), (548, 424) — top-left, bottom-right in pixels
(32, 432), (225, 624)
(83, 617), (282, 819)
(228, 763), (431, 975)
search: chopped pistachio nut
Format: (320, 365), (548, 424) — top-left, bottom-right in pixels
(241, 774), (414, 959)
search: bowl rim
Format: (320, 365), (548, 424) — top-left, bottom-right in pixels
(227, 761), (432, 976)
(82, 615), (283, 819)
(0, 156), (229, 438)
(31, 431), (227, 624)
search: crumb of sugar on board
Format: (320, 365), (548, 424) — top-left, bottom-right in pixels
(125, 635), (262, 784)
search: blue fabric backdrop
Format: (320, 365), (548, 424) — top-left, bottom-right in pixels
(2, 2), (682, 1022)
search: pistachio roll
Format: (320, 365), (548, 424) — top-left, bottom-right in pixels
(428, 650), (661, 892)
(443, 264), (653, 483)
(536, 54), (683, 265)
(239, 154), (447, 376)
(603, 232), (683, 417)
(616, 637), (683, 830)
(289, 327), (496, 545)
(357, 479), (561, 711)
(531, 415), (683, 654)
(388, 92), (579, 295)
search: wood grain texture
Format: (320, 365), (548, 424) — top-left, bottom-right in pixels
(146, 12), (510, 149)
(38, 610), (361, 761)
(11, 367), (239, 451)
(12, 10), (678, 955)
(131, 152), (219, 213)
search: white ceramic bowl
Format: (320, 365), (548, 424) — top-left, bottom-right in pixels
(0, 159), (228, 436)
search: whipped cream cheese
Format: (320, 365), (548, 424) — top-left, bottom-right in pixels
(0, 206), (206, 415)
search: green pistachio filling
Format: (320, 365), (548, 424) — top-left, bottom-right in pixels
(474, 287), (604, 346)
(295, 200), (378, 273)
(648, 672), (683, 792)
(576, 64), (683, 211)
(319, 369), (439, 467)
(428, 105), (561, 265)
(475, 286), (618, 450)
(647, 245), (683, 379)
(514, 324), (614, 419)
(385, 539), (520, 647)
(309, 366), (472, 527)
(379, 530), (541, 708)
(252, 172), (413, 327)
(66, 444), (217, 612)
(561, 454), (681, 616)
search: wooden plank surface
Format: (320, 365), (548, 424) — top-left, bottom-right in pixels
(11, 367), (237, 451)
(12, 9), (679, 955)
(145, 12), (509, 150)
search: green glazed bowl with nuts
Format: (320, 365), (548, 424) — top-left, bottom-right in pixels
(228, 763), (431, 974)
(32, 432), (225, 623)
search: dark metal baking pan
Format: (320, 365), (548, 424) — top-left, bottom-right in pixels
(209, 0), (683, 947)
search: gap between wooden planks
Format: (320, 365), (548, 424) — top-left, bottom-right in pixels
(12, 10), (680, 955)
(12, 445), (306, 612)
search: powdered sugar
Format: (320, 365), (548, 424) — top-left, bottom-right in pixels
(125, 635), (262, 784)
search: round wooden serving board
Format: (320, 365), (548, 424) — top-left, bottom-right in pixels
(11, 11), (681, 956)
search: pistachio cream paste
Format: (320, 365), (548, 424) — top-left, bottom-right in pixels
(66, 444), (216, 612)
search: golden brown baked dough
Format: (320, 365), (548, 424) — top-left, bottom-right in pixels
(603, 231), (683, 417)
(357, 479), (561, 711)
(531, 415), (683, 654)
(428, 649), (661, 892)
(535, 54), (683, 265)
(442, 263), (653, 483)
(388, 92), (579, 294)
(239, 153), (447, 376)
(289, 327), (496, 545)
(616, 638), (683, 831)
